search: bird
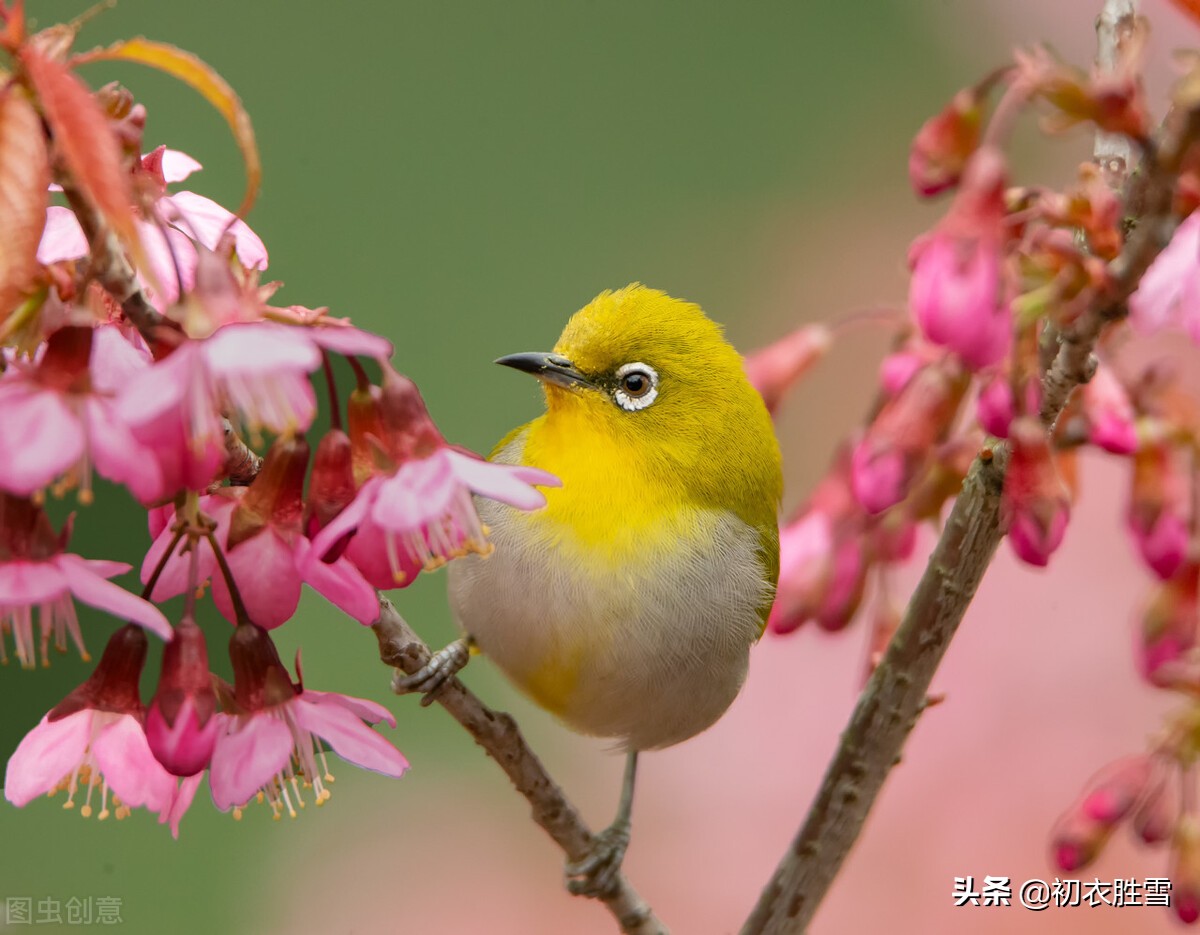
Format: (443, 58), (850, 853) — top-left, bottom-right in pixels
(398, 283), (782, 896)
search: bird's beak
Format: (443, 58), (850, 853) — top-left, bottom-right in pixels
(495, 352), (595, 390)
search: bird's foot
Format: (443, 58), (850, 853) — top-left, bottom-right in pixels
(391, 637), (472, 706)
(565, 822), (631, 898)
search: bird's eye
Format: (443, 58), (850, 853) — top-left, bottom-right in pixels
(613, 362), (658, 412)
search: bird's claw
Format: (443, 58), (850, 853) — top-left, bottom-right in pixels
(391, 638), (471, 706)
(565, 824), (631, 898)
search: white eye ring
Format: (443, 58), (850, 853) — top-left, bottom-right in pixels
(613, 362), (658, 411)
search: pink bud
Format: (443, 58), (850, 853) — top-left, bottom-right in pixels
(1050, 808), (1109, 872)
(745, 324), (832, 415)
(1003, 417), (1071, 567)
(879, 349), (925, 397)
(815, 538), (867, 632)
(1174, 817), (1200, 925)
(767, 512), (834, 635)
(851, 362), (968, 514)
(145, 617), (218, 777)
(976, 375), (1015, 437)
(909, 86), (984, 198)
(1138, 563), (1199, 686)
(1128, 440), (1190, 580)
(908, 149), (1013, 371)
(1083, 364), (1137, 454)
(1132, 768), (1175, 846)
(1078, 756), (1155, 824)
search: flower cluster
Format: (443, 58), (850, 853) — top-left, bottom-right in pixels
(0, 13), (556, 835)
(744, 14), (1200, 923)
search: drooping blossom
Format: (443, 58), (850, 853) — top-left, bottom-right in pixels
(141, 449), (377, 628)
(1051, 755), (1157, 871)
(908, 147), (1013, 370)
(145, 615), (219, 777)
(851, 359), (968, 514)
(5, 626), (177, 824)
(1128, 438), (1190, 580)
(208, 622), (408, 817)
(0, 325), (162, 502)
(0, 493), (170, 667)
(1082, 363), (1138, 455)
(1001, 417), (1070, 567)
(309, 369), (559, 588)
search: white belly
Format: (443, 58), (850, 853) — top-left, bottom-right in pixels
(447, 497), (771, 751)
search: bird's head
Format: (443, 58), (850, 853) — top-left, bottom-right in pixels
(497, 284), (781, 512)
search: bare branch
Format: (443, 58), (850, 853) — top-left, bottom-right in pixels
(372, 597), (669, 935)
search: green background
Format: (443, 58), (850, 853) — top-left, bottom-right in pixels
(1, 2), (1046, 932)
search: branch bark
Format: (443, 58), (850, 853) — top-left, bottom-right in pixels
(372, 597), (669, 935)
(740, 3), (1192, 932)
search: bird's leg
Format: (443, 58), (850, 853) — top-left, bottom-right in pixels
(391, 635), (475, 706)
(565, 750), (638, 898)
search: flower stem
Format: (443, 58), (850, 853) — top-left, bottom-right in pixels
(141, 523), (186, 601)
(321, 352), (343, 431)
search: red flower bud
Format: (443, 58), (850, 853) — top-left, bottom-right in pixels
(1002, 418), (1070, 567)
(145, 616), (218, 777)
(744, 324), (831, 415)
(909, 85), (985, 198)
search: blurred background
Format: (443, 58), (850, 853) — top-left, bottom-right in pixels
(1, 1), (1195, 932)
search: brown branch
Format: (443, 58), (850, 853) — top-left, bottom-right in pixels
(372, 597), (669, 935)
(739, 4), (1198, 932)
(60, 183), (171, 341)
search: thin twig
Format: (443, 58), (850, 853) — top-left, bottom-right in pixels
(740, 3), (1188, 932)
(372, 597), (668, 935)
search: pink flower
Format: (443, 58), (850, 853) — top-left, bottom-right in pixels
(908, 148), (1013, 370)
(310, 370), (559, 586)
(975, 375), (1015, 438)
(743, 324), (831, 415)
(0, 494), (170, 667)
(851, 360), (967, 514)
(145, 616), (219, 777)
(1050, 755), (1157, 873)
(767, 512), (834, 635)
(4, 626), (177, 823)
(1129, 211), (1200, 341)
(1138, 563), (1199, 686)
(1082, 363), (1137, 454)
(908, 85), (985, 198)
(1002, 417), (1070, 567)
(208, 624), (408, 816)
(37, 147), (268, 310)
(1128, 439), (1190, 580)
(0, 325), (162, 502)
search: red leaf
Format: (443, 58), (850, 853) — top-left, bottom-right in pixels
(0, 87), (50, 325)
(21, 45), (139, 252)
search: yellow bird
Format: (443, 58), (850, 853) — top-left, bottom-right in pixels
(401, 284), (782, 894)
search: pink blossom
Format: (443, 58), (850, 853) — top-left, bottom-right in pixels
(311, 371), (558, 586)
(37, 148), (268, 310)
(975, 375), (1015, 437)
(4, 626), (177, 823)
(1129, 211), (1200, 341)
(908, 148), (1013, 370)
(145, 617), (219, 777)
(851, 361), (967, 515)
(1082, 364), (1137, 454)
(311, 447), (557, 586)
(767, 512), (834, 635)
(0, 494), (170, 667)
(208, 624), (408, 816)
(743, 324), (831, 415)
(1128, 439), (1190, 580)
(814, 538), (868, 633)
(0, 326), (162, 502)
(1002, 417), (1071, 567)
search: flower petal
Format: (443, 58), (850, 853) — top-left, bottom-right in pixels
(91, 715), (178, 812)
(290, 695), (408, 777)
(305, 324), (393, 361)
(167, 190), (268, 270)
(211, 529), (301, 629)
(159, 771), (204, 839)
(201, 322), (321, 376)
(161, 148), (202, 184)
(303, 688), (396, 727)
(85, 397), (164, 503)
(208, 713), (293, 810)
(295, 538), (380, 624)
(0, 559), (70, 605)
(36, 206), (88, 264)
(58, 553), (172, 639)
(307, 479), (377, 561)
(448, 450), (560, 509)
(4, 710), (92, 806)
(0, 383), (84, 495)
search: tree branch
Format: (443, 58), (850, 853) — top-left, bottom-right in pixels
(739, 3), (1196, 932)
(372, 597), (669, 935)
